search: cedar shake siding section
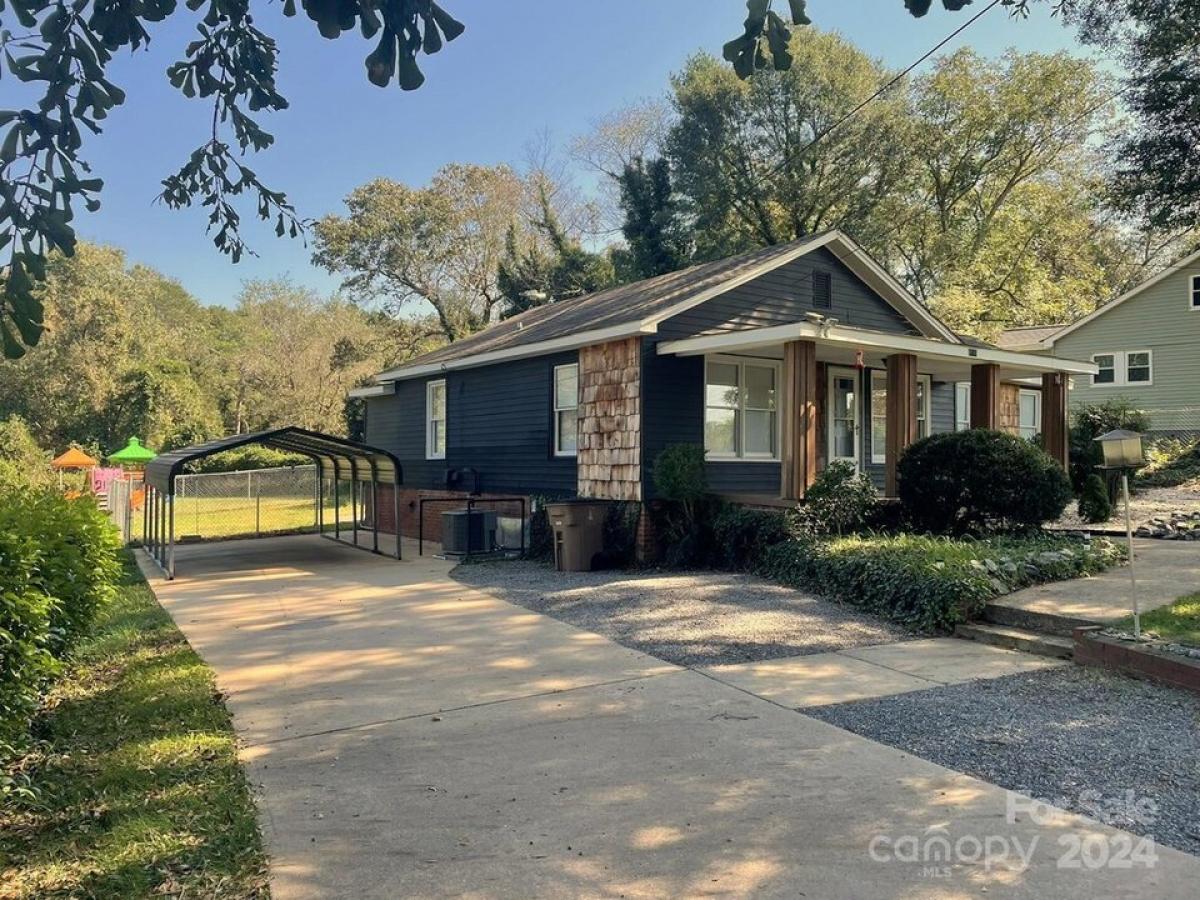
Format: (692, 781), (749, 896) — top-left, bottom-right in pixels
(364, 351), (577, 496)
(656, 247), (915, 339)
(578, 337), (642, 501)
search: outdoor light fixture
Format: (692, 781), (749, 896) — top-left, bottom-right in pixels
(1095, 428), (1146, 638)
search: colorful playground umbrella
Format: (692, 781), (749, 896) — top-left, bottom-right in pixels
(51, 447), (99, 470)
(108, 437), (157, 466)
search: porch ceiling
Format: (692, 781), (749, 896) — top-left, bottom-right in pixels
(656, 322), (1097, 383)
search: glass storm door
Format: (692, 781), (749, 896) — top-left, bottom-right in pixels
(827, 367), (860, 468)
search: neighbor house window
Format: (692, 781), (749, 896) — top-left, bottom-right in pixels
(812, 270), (832, 309)
(1191, 274), (1200, 309)
(704, 357), (779, 459)
(553, 364), (579, 457)
(1092, 351), (1150, 387)
(869, 372), (932, 464)
(955, 382), (971, 431)
(1018, 389), (1041, 441)
(426, 379), (446, 460)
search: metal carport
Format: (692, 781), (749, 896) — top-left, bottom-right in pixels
(142, 427), (403, 579)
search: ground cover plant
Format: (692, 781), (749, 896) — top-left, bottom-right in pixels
(0, 557), (269, 898)
(1117, 593), (1200, 648)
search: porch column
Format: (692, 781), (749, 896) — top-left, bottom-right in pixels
(780, 339), (818, 501)
(885, 353), (918, 497)
(1041, 372), (1069, 469)
(970, 363), (1000, 429)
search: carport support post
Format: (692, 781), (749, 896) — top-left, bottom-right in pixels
(332, 465), (340, 539)
(316, 465), (324, 533)
(167, 493), (175, 580)
(142, 482), (149, 547)
(392, 475), (402, 560)
(369, 458), (380, 554)
(351, 465), (359, 547)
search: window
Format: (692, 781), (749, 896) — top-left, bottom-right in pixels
(1018, 389), (1041, 441)
(1092, 351), (1151, 387)
(704, 357), (779, 460)
(955, 382), (971, 431)
(553, 364), (579, 457)
(1191, 274), (1200, 309)
(812, 270), (832, 309)
(1126, 351), (1152, 384)
(869, 372), (932, 464)
(425, 379), (446, 460)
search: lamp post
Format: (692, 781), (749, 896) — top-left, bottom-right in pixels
(1095, 429), (1146, 638)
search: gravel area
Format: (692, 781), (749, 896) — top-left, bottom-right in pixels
(1055, 482), (1200, 531)
(808, 666), (1200, 856)
(453, 559), (909, 666)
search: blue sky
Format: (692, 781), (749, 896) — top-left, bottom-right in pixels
(73, 1), (1097, 307)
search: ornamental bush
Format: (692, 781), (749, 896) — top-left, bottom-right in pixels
(1077, 473), (1113, 524)
(710, 506), (791, 570)
(801, 459), (878, 535)
(897, 429), (1072, 534)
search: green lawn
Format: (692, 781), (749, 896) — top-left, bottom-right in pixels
(0, 555), (269, 899)
(130, 495), (355, 542)
(1118, 592), (1200, 647)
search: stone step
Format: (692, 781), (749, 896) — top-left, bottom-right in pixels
(955, 622), (1075, 660)
(982, 602), (1097, 638)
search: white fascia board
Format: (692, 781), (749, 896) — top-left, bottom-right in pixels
(374, 322), (657, 382)
(347, 382), (396, 399)
(657, 322), (1098, 375)
(1047, 246), (1200, 345)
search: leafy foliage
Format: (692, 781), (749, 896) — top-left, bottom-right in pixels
(800, 459), (878, 535)
(650, 444), (712, 567)
(616, 156), (692, 280)
(0, 414), (51, 488)
(897, 429), (1073, 534)
(1077, 473), (1112, 523)
(710, 504), (791, 571)
(0, 0), (465, 358)
(1137, 437), (1200, 490)
(722, 0), (810, 79)
(1068, 399), (1149, 496)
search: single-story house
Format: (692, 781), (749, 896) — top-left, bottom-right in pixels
(999, 247), (1200, 436)
(351, 230), (1094, 541)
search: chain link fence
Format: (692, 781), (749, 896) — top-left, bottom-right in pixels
(105, 466), (362, 544)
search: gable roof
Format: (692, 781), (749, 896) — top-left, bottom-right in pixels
(994, 324), (1066, 351)
(373, 230), (958, 382)
(1039, 246), (1200, 347)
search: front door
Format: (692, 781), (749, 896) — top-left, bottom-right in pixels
(826, 366), (860, 468)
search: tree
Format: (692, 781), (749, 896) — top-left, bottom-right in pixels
(313, 165), (527, 342)
(617, 156), (692, 279)
(496, 189), (616, 318)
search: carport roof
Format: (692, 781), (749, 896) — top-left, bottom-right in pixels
(144, 427), (402, 494)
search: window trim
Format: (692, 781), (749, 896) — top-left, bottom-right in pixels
(1091, 350), (1152, 387)
(954, 382), (971, 432)
(552, 363), (579, 458)
(1190, 274), (1200, 310)
(425, 379), (446, 460)
(1017, 388), (1041, 441)
(704, 354), (782, 462)
(868, 371), (932, 465)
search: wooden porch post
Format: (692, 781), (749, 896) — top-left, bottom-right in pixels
(780, 339), (818, 500)
(885, 353), (918, 497)
(1041, 372), (1069, 469)
(970, 363), (1000, 429)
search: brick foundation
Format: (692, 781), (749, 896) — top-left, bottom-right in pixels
(1074, 626), (1200, 695)
(370, 485), (530, 543)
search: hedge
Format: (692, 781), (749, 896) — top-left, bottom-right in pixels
(753, 531), (1124, 633)
(0, 487), (122, 759)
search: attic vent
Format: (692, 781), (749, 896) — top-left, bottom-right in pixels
(812, 271), (832, 309)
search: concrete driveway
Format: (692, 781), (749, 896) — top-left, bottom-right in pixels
(145, 535), (1200, 899)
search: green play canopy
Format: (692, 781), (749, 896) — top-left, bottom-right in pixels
(108, 437), (158, 465)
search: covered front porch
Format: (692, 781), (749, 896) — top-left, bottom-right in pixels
(657, 321), (1097, 500)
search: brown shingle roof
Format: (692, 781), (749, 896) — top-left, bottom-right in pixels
(994, 325), (1065, 349)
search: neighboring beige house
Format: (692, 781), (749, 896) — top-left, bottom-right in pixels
(999, 249), (1200, 436)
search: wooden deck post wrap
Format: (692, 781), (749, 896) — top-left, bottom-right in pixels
(1041, 372), (1069, 469)
(780, 339), (818, 500)
(970, 363), (1000, 429)
(577, 337), (642, 501)
(885, 353), (918, 496)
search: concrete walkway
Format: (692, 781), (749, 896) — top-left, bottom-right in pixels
(994, 539), (1200, 623)
(144, 535), (1200, 899)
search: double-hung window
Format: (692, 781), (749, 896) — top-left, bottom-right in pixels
(553, 364), (579, 457)
(1018, 389), (1041, 441)
(704, 358), (779, 460)
(954, 382), (971, 431)
(1191, 274), (1200, 310)
(1092, 351), (1151, 387)
(426, 379), (446, 460)
(869, 372), (932, 464)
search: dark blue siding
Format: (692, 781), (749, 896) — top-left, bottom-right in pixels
(657, 247), (915, 339)
(364, 352), (577, 495)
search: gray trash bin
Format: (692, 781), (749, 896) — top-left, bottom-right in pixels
(545, 500), (608, 571)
